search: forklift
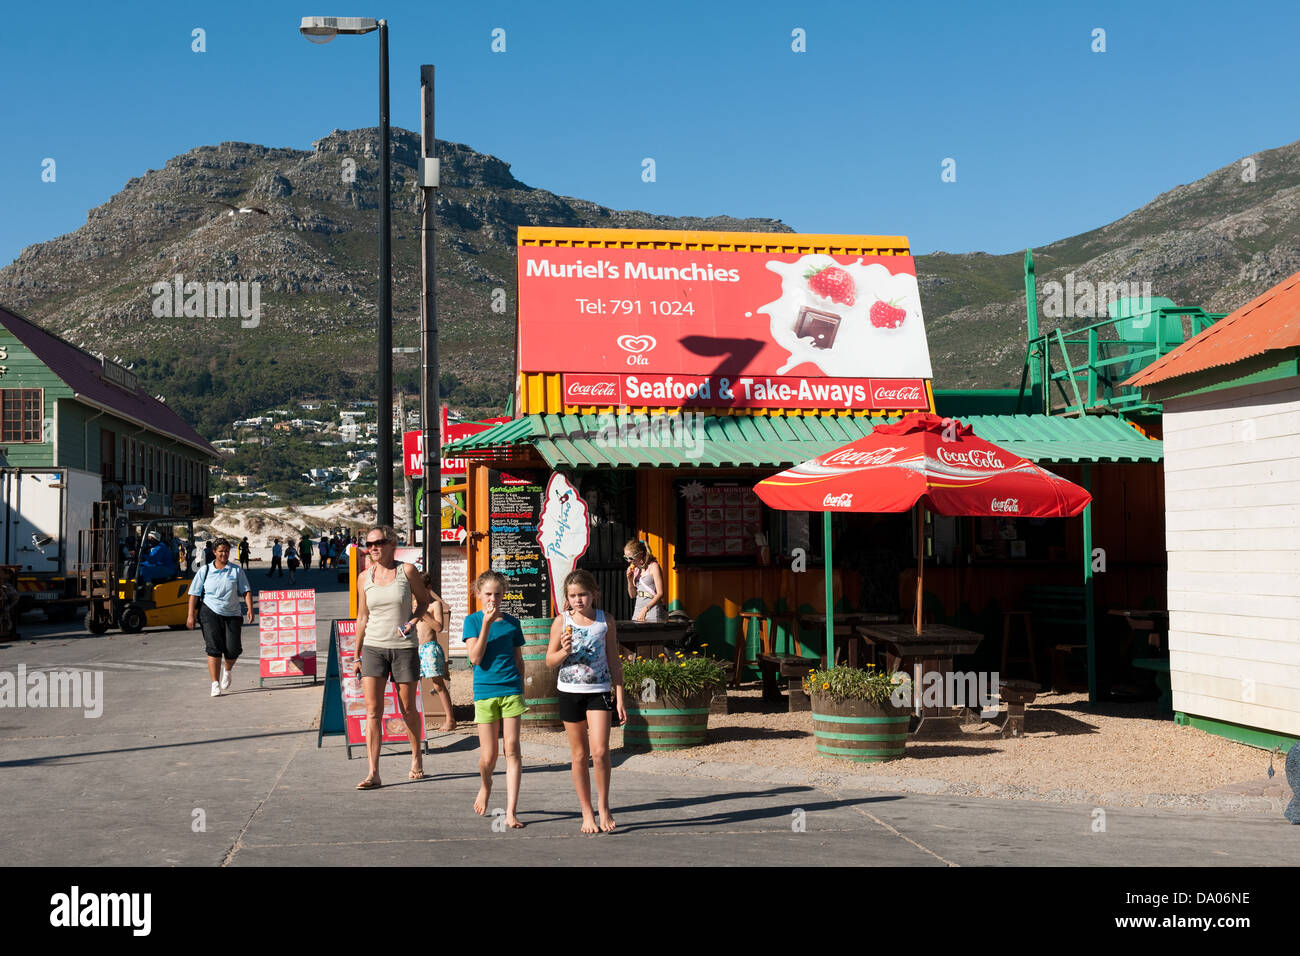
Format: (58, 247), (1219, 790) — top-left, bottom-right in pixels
(77, 501), (197, 634)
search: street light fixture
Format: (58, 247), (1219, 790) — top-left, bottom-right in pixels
(300, 14), (395, 529)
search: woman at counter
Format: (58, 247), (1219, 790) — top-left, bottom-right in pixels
(624, 539), (666, 622)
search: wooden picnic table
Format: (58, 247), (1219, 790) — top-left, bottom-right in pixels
(798, 612), (900, 667)
(1108, 608), (1169, 652)
(856, 622), (987, 738)
(615, 620), (691, 659)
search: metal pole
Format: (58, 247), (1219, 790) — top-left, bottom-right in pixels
(1082, 464), (1096, 703)
(399, 390), (414, 544)
(419, 64), (441, 588)
(823, 511), (834, 667)
(376, 19), (394, 528)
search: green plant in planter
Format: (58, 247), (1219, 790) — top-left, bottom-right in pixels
(622, 650), (725, 701)
(805, 664), (912, 763)
(804, 663), (909, 704)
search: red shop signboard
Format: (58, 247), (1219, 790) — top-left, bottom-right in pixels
(518, 243), (933, 412)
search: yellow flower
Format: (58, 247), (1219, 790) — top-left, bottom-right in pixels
(680, 663), (686, 668)
(822, 682), (830, 690)
(691, 651), (698, 655)
(700, 643), (709, 648)
(867, 663), (876, 668)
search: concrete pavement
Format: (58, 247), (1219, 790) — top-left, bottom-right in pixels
(1, 565), (1294, 867)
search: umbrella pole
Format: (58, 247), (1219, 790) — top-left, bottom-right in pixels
(915, 506), (923, 636)
(824, 511), (834, 667)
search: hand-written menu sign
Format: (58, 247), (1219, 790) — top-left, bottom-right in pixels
(258, 588), (318, 678)
(488, 469), (549, 618)
(335, 619), (425, 746)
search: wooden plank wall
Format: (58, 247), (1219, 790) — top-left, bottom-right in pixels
(1161, 376), (1300, 736)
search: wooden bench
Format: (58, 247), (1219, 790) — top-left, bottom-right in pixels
(757, 653), (817, 712)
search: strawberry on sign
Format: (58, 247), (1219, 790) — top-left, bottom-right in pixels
(806, 265), (856, 306)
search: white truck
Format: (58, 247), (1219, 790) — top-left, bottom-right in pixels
(1, 467), (102, 619)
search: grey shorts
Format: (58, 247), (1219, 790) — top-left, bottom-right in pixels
(360, 644), (419, 684)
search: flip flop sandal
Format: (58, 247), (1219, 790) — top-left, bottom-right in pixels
(356, 778), (382, 790)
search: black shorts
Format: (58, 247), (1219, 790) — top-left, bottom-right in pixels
(558, 689), (616, 724)
(199, 604), (244, 660)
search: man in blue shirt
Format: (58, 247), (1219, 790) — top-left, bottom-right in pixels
(186, 538), (253, 697)
(138, 533), (179, 584)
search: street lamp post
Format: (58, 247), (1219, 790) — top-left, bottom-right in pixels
(300, 15), (394, 529)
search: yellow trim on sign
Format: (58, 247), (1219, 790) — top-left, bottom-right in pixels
(518, 226), (911, 256)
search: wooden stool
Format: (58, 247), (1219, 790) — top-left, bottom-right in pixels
(1001, 610), (1039, 682)
(996, 679), (1040, 738)
(733, 612), (772, 687)
(769, 610), (804, 657)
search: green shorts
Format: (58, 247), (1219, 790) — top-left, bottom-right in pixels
(474, 694), (527, 724)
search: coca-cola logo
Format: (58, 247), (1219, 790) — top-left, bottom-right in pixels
(566, 380), (618, 399)
(873, 385), (923, 403)
(991, 498), (1020, 513)
(823, 493), (854, 507)
(936, 446), (1005, 469)
(616, 334), (657, 354)
(822, 446), (905, 467)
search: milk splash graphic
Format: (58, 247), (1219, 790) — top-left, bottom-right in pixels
(757, 256), (933, 379)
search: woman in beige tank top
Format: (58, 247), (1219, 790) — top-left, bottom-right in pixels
(353, 525), (442, 790)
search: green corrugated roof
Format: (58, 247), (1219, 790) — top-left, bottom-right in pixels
(444, 413), (1161, 468)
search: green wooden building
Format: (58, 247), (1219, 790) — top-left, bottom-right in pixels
(0, 305), (217, 504)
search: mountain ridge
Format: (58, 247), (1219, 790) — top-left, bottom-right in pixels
(3, 129), (1298, 424)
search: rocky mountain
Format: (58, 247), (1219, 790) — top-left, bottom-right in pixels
(3, 130), (1299, 424)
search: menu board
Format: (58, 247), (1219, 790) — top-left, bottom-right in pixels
(677, 480), (764, 561)
(488, 469), (549, 618)
(258, 588), (318, 678)
(335, 620), (426, 746)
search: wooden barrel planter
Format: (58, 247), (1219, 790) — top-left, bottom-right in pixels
(623, 687), (714, 750)
(519, 617), (562, 731)
(810, 694), (909, 762)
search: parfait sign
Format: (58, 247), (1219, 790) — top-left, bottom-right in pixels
(536, 472), (591, 615)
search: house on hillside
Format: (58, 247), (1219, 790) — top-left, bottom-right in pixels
(1125, 269), (1300, 749)
(0, 304), (218, 513)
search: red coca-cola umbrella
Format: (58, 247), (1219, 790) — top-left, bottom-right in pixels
(754, 413), (1091, 651)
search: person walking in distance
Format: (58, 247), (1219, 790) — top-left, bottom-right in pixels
(286, 542), (299, 586)
(238, 537), (251, 570)
(300, 535), (313, 570)
(464, 571), (526, 828)
(269, 538), (283, 578)
(546, 569), (625, 833)
(352, 525), (439, 789)
(186, 538), (253, 698)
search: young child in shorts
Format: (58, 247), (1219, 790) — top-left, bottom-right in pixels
(546, 569), (625, 833)
(415, 572), (455, 732)
(463, 570), (526, 828)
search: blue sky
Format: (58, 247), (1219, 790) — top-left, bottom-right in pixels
(1, 0), (1297, 267)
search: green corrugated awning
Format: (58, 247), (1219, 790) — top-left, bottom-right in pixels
(444, 412), (1161, 468)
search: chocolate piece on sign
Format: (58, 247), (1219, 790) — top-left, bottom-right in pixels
(794, 307), (841, 350)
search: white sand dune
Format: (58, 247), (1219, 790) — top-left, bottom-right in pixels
(196, 499), (412, 562)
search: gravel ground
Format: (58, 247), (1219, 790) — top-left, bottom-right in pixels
(443, 673), (1290, 811)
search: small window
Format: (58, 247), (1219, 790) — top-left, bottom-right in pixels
(0, 389), (42, 443)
